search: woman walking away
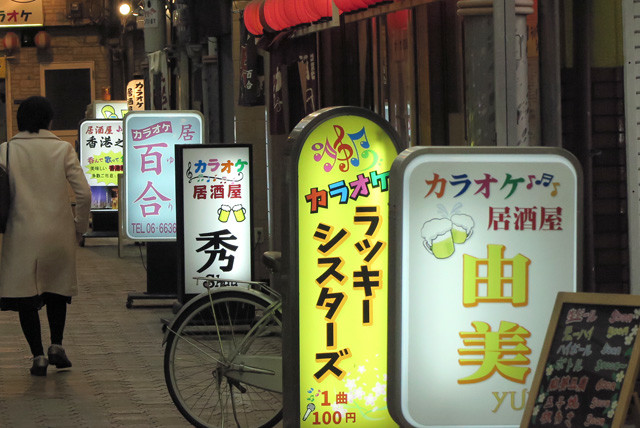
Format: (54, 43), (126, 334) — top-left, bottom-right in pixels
(0, 96), (91, 376)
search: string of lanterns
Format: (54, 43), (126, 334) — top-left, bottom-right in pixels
(243, 0), (391, 36)
(2, 30), (51, 53)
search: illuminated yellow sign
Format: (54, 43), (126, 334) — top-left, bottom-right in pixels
(296, 108), (399, 426)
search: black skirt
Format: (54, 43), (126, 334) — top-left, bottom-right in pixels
(0, 292), (72, 312)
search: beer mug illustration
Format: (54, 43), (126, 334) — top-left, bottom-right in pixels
(233, 204), (246, 222)
(450, 214), (474, 244)
(421, 218), (455, 259)
(217, 205), (231, 222)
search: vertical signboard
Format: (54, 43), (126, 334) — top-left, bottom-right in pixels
(126, 79), (145, 111)
(388, 147), (582, 427)
(288, 107), (401, 427)
(79, 119), (123, 187)
(124, 111), (203, 241)
(176, 144), (253, 299)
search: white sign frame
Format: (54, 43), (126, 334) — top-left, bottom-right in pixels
(78, 119), (123, 187)
(388, 147), (583, 428)
(176, 144), (253, 298)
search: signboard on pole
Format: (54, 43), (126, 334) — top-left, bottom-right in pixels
(176, 144), (253, 299)
(124, 111), (203, 241)
(286, 106), (401, 427)
(79, 119), (123, 187)
(388, 147), (582, 428)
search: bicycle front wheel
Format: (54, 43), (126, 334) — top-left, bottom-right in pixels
(164, 288), (283, 428)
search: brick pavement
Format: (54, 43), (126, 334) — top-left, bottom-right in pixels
(0, 240), (191, 427)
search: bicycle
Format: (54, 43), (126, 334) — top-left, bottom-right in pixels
(163, 253), (283, 428)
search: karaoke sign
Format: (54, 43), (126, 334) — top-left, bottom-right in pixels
(176, 144), (253, 298)
(124, 111), (203, 241)
(289, 107), (401, 427)
(388, 147), (583, 428)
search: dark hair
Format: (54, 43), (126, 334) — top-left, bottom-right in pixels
(17, 96), (54, 133)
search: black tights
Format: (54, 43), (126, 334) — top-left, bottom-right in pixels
(18, 298), (67, 357)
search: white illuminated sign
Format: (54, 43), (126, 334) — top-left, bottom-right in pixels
(93, 101), (129, 119)
(78, 119), (123, 186)
(388, 147), (582, 428)
(177, 145), (253, 296)
(124, 111), (203, 241)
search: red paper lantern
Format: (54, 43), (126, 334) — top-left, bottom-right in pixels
(34, 31), (51, 49)
(334, 0), (369, 12)
(280, 0), (303, 27)
(293, 0), (316, 24)
(302, 0), (322, 22)
(276, 0), (294, 29)
(313, 0), (332, 18)
(259, 0), (277, 33)
(252, 1), (265, 34)
(333, 0), (353, 12)
(263, 0), (286, 31)
(244, 1), (263, 35)
(3, 32), (19, 52)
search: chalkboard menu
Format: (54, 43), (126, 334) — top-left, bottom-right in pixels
(522, 292), (640, 428)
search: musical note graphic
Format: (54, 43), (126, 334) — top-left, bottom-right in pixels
(332, 125), (354, 173)
(535, 173), (553, 187)
(551, 182), (560, 197)
(526, 175), (536, 189)
(311, 124), (379, 173)
(311, 139), (338, 172)
(346, 126), (371, 168)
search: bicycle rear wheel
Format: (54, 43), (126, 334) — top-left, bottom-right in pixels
(164, 288), (283, 428)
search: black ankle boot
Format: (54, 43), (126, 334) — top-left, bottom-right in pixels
(47, 345), (72, 369)
(30, 355), (48, 376)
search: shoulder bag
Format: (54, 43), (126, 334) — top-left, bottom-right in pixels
(0, 143), (9, 233)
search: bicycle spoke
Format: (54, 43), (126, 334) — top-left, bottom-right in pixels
(166, 324), (227, 366)
(164, 290), (283, 428)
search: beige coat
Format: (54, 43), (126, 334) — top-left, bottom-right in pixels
(0, 130), (91, 298)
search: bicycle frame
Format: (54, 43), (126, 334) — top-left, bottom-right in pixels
(164, 277), (283, 393)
